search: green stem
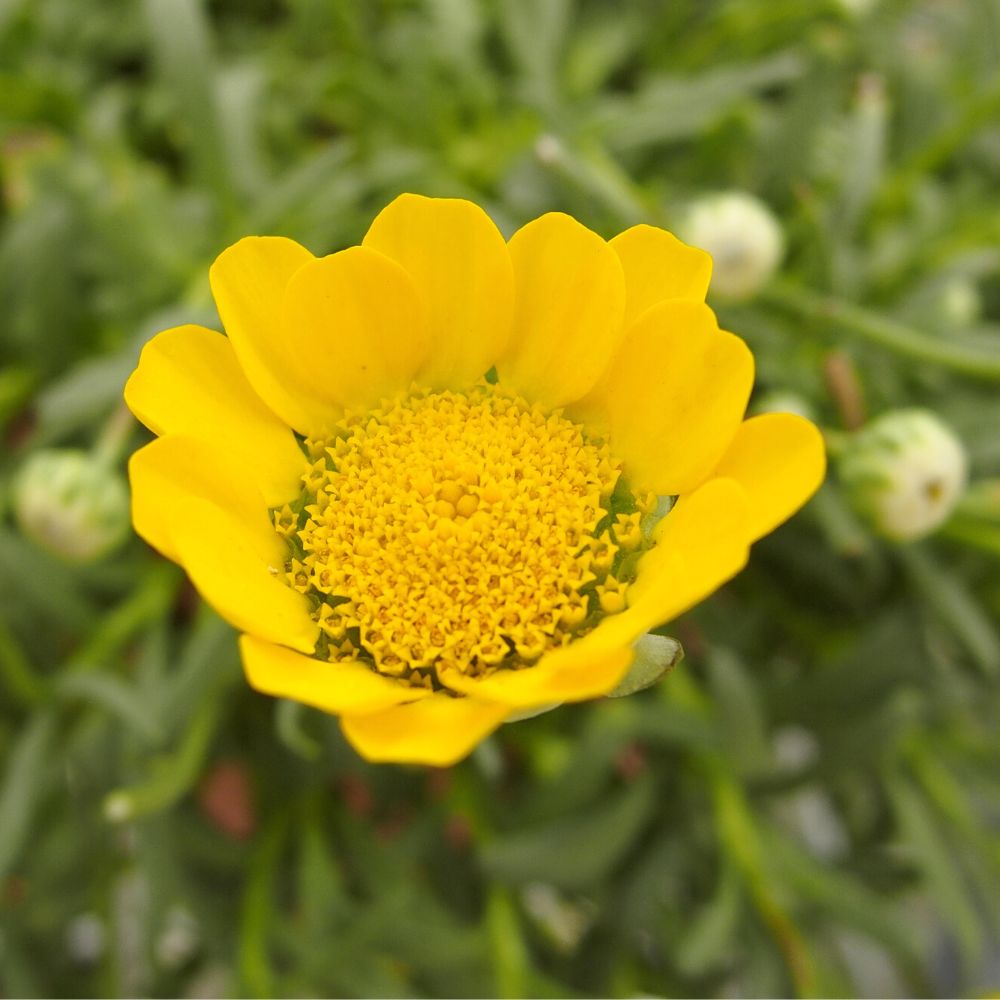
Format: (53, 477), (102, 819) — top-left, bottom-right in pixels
(102, 697), (221, 822)
(672, 675), (821, 996)
(487, 885), (529, 1000)
(535, 134), (648, 226)
(897, 544), (1000, 676)
(806, 483), (872, 559)
(705, 758), (820, 997)
(238, 811), (291, 998)
(762, 282), (1000, 381)
(0, 619), (47, 706)
(822, 428), (850, 458)
(0, 712), (58, 881)
(879, 73), (1000, 213)
(274, 699), (322, 761)
(93, 403), (137, 468)
(941, 516), (1000, 558)
(67, 562), (179, 674)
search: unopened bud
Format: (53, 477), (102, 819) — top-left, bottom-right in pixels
(13, 449), (129, 562)
(839, 409), (967, 541)
(937, 277), (981, 329)
(752, 391), (816, 422)
(534, 133), (564, 166)
(680, 192), (783, 301)
(835, 0), (878, 16)
(155, 906), (200, 969)
(65, 912), (106, 965)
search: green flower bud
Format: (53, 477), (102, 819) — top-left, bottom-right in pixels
(13, 449), (130, 562)
(839, 409), (967, 541)
(680, 191), (783, 301)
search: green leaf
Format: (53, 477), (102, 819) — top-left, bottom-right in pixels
(56, 672), (165, 746)
(766, 828), (923, 978)
(597, 51), (803, 152)
(275, 699), (322, 761)
(487, 885), (529, 1000)
(481, 776), (655, 890)
(673, 858), (743, 977)
(705, 647), (771, 774)
(142, 0), (234, 212)
(888, 775), (983, 970)
(899, 544), (1000, 676)
(0, 712), (57, 881)
(103, 698), (221, 823)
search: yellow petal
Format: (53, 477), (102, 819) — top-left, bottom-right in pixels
(500, 213), (626, 408)
(363, 193), (514, 387)
(280, 246), (430, 413)
(575, 300), (753, 495)
(209, 236), (329, 434)
(129, 435), (270, 564)
(712, 412), (827, 541)
(440, 645), (634, 708)
(239, 634), (422, 715)
(627, 477), (750, 626)
(124, 324), (304, 507)
(171, 496), (317, 653)
(340, 694), (510, 767)
(611, 224), (712, 327)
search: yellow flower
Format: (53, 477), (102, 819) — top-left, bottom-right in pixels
(124, 195), (825, 766)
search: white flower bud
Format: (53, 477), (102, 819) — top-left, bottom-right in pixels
(521, 883), (593, 952)
(13, 449), (129, 562)
(534, 133), (564, 166)
(680, 191), (783, 301)
(65, 912), (106, 964)
(835, 0), (878, 17)
(937, 277), (981, 329)
(839, 409), (967, 541)
(155, 906), (200, 969)
(752, 390), (816, 422)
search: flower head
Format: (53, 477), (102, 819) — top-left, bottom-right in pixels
(679, 191), (783, 301)
(124, 194), (824, 765)
(839, 408), (967, 541)
(14, 448), (130, 562)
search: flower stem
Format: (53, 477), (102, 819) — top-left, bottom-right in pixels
(897, 544), (1000, 676)
(93, 403), (137, 468)
(762, 282), (1000, 381)
(0, 620), (47, 706)
(102, 698), (221, 822)
(487, 885), (529, 1000)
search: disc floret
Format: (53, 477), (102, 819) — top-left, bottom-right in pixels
(273, 384), (651, 690)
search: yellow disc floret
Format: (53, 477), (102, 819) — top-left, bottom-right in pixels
(273, 384), (648, 690)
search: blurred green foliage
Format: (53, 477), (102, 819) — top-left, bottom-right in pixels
(2, 0), (1000, 996)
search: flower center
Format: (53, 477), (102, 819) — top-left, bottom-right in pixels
(272, 385), (653, 689)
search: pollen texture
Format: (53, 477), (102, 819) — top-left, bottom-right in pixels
(273, 385), (650, 690)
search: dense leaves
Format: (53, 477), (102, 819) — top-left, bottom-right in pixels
(2, 0), (1000, 996)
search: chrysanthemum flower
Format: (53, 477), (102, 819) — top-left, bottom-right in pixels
(124, 195), (825, 766)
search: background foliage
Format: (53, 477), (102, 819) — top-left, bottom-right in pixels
(2, 0), (1000, 996)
